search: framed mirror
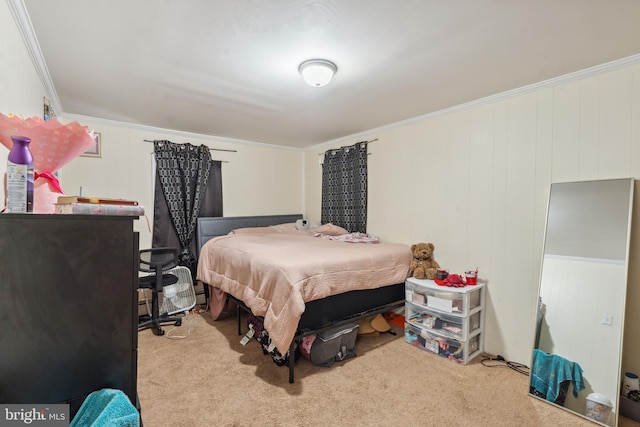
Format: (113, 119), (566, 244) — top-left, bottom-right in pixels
(529, 178), (634, 426)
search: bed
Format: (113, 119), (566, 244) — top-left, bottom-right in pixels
(196, 214), (411, 383)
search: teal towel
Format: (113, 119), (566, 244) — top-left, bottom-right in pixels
(70, 389), (139, 427)
(530, 349), (585, 403)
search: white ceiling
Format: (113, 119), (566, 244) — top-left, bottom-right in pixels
(18, 0), (640, 148)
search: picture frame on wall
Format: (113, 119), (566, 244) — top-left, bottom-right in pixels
(81, 132), (102, 158)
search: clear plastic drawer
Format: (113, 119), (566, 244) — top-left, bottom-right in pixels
(404, 322), (481, 365)
(406, 302), (481, 341)
(405, 277), (482, 316)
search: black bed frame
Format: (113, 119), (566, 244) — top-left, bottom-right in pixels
(196, 214), (405, 383)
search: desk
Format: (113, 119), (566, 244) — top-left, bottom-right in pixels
(0, 214), (139, 418)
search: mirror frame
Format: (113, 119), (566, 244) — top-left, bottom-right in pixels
(529, 178), (635, 426)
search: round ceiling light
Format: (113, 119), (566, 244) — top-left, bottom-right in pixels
(298, 59), (337, 87)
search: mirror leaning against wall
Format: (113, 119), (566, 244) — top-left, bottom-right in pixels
(529, 178), (635, 426)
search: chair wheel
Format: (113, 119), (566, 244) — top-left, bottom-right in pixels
(156, 328), (165, 336)
(175, 319), (182, 327)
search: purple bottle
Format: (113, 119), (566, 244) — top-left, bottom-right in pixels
(6, 135), (34, 213)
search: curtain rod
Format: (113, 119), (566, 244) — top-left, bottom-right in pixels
(317, 138), (378, 156)
(144, 139), (237, 152)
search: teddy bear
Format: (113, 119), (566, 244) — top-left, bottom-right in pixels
(409, 242), (440, 280)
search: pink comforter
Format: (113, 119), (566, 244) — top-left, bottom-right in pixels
(196, 231), (411, 353)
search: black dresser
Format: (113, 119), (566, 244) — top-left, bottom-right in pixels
(0, 214), (139, 418)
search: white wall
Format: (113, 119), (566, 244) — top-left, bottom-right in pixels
(304, 61), (640, 370)
(58, 118), (304, 250)
(0, 1), (47, 196)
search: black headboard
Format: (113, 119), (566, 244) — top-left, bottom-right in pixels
(196, 214), (303, 255)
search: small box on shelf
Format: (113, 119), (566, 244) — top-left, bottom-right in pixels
(55, 195), (144, 216)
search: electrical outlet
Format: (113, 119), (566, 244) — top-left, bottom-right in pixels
(602, 315), (613, 326)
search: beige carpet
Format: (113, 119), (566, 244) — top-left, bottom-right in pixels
(137, 311), (638, 427)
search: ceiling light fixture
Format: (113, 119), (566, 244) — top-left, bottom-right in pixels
(298, 59), (337, 87)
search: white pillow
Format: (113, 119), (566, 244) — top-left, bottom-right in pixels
(311, 223), (349, 236)
(269, 222), (298, 232)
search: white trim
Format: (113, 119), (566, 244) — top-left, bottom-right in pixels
(543, 253), (626, 266)
(309, 53), (640, 152)
(7, 0), (63, 115)
(61, 113), (301, 151)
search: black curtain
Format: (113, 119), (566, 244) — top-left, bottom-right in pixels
(151, 140), (223, 275)
(320, 141), (368, 233)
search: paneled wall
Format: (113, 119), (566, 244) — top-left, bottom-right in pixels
(304, 61), (640, 369)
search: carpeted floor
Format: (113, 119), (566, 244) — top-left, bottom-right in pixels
(137, 311), (638, 427)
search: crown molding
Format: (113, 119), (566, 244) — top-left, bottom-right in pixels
(62, 113), (303, 151)
(7, 0), (63, 116)
(310, 53), (640, 152)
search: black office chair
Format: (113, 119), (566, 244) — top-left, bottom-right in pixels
(138, 247), (183, 335)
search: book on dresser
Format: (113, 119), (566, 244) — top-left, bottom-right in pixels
(55, 196), (144, 216)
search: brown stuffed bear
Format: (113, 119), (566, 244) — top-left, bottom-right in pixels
(409, 242), (440, 280)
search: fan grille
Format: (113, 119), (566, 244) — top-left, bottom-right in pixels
(160, 266), (197, 315)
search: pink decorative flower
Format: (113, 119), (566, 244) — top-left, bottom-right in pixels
(0, 114), (96, 212)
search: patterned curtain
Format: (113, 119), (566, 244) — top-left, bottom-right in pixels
(152, 140), (220, 274)
(321, 141), (368, 233)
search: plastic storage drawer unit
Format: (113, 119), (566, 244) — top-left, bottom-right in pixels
(404, 277), (485, 365)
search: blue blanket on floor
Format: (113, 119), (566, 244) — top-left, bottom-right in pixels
(70, 389), (139, 427)
(530, 349), (585, 403)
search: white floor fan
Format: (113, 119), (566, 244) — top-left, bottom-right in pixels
(159, 266), (197, 315)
